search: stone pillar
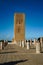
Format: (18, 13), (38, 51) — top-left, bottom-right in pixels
(25, 40), (26, 46)
(1, 42), (2, 49)
(17, 40), (20, 46)
(36, 41), (41, 53)
(19, 40), (22, 47)
(40, 37), (43, 47)
(30, 39), (32, 46)
(27, 41), (30, 50)
(4, 40), (5, 43)
(34, 38), (36, 46)
(0, 42), (2, 50)
(22, 41), (25, 48)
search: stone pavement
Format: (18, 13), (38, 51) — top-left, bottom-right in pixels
(0, 44), (43, 65)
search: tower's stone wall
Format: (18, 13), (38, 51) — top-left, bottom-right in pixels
(14, 13), (25, 41)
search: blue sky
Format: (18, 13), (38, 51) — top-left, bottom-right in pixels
(0, 0), (43, 40)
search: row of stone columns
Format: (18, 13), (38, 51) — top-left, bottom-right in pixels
(19, 41), (25, 48)
(0, 39), (42, 54)
(27, 41), (41, 53)
(18, 40), (41, 54)
(19, 40), (30, 49)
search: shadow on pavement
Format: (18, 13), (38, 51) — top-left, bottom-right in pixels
(0, 59), (28, 65)
(0, 51), (17, 54)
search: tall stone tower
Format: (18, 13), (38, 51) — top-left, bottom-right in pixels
(14, 13), (25, 42)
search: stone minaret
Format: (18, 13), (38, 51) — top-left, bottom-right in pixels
(14, 13), (25, 43)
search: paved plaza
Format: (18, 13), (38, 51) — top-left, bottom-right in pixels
(0, 44), (43, 65)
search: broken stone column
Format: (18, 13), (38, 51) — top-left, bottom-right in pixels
(25, 40), (27, 46)
(22, 41), (25, 48)
(27, 40), (30, 50)
(36, 41), (41, 53)
(25, 40), (26, 45)
(40, 37), (43, 47)
(0, 42), (2, 50)
(30, 39), (32, 46)
(34, 38), (36, 46)
(19, 40), (22, 47)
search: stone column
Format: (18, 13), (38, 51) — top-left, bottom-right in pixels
(22, 41), (25, 48)
(34, 38), (36, 46)
(36, 41), (41, 53)
(1, 42), (2, 49)
(25, 40), (26, 46)
(0, 42), (2, 50)
(30, 39), (32, 46)
(27, 41), (30, 50)
(4, 40), (5, 43)
(40, 37), (43, 47)
(18, 40), (20, 46)
(19, 40), (22, 47)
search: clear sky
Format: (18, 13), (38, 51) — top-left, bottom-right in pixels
(0, 0), (43, 40)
